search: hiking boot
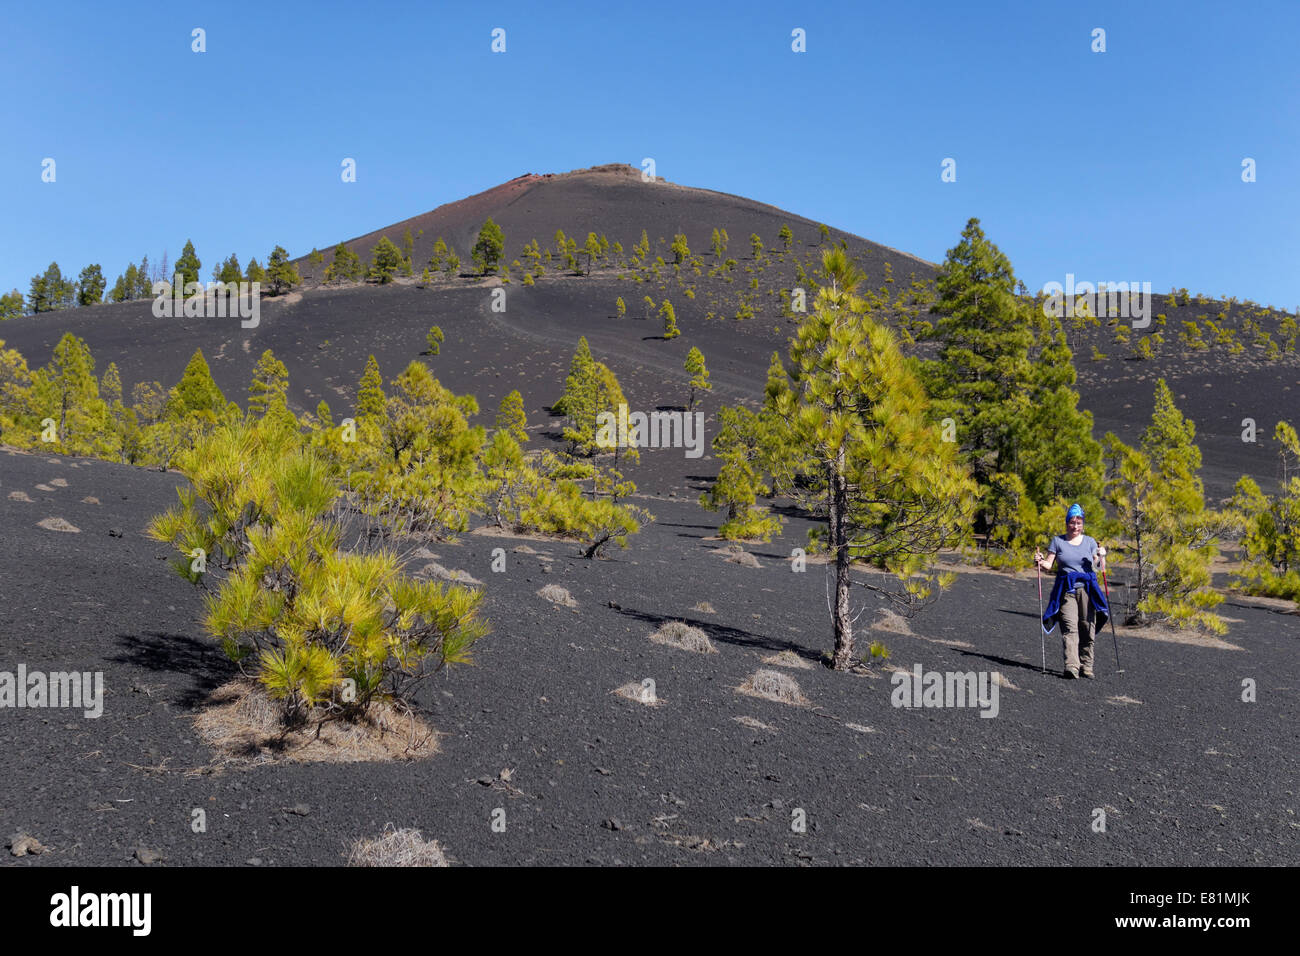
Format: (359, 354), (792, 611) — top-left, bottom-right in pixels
(1080, 666), (1095, 679)
(1064, 667), (1079, 680)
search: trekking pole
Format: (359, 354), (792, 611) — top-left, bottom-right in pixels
(1098, 547), (1123, 675)
(1035, 553), (1046, 675)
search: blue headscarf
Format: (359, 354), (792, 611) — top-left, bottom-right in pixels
(1066, 503), (1084, 520)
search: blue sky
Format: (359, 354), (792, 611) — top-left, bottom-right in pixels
(2, 0), (1297, 307)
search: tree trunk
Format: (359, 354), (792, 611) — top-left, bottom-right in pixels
(830, 450), (854, 669)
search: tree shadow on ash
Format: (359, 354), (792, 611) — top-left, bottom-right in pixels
(950, 646), (1053, 677)
(996, 608), (1044, 621)
(108, 632), (239, 710)
(686, 474), (715, 493)
(611, 605), (820, 663)
(655, 520), (716, 539)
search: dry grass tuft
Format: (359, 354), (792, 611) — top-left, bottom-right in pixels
(37, 517), (79, 533)
(733, 715), (776, 732)
(1115, 623), (1242, 651)
(612, 680), (664, 706)
(870, 609), (913, 635)
(650, 621), (718, 654)
(8, 491), (33, 502)
(761, 650), (814, 670)
(80, 496), (100, 504)
(420, 562), (482, 586)
(194, 680), (437, 766)
(347, 824), (449, 867)
(710, 545), (761, 568)
(537, 584), (577, 607)
(692, 601), (716, 614)
(1106, 695), (1143, 706)
(737, 669), (810, 707)
(992, 672), (1019, 690)
(48, 478), (68, 488)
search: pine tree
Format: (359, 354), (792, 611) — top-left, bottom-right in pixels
(100, 362), (122, 406)
(248, 350), (290, 419)
(429, 238), (448, 272)
(615, 296), (626, 319)
(768, 247), (977, 668)
(325, 243), (363, 283)
(1228, 421), (1300, 600)
(368, 236), (404, 284)
(1, 288), (26, 319)
(306, 248), (324, 278)
(266, 246), (300, 295)
(584, 232), (601, 274)
(660, 300), (680, 339)
(357, 355), (386, 420)
(98, 361), (137, 463)
(37, 333), (103, 448)
(1102, 379), (1227, 633)
(245, 258), (266, 285)
(111, 266), (134, 302)
(672, 233), (691, 264)
(557, 337), (600, 454)
(76, 264), (106, 306)
(482, 428), (527, 528)
(173, 349), (227, 417)
(134, 258), (152, 298)
(424, 325), (444, 357)
(218, 254), (243, 285)
(750, 233), (764, 260)
(700, 404), (781, 542)
(472, 218), (505, 275)
(778, 224), (793, 251)
(684, 347), (711, 409)
(29, 262), (74, 313)
(495, 389), (528, 444)
(175, 240), (202, 289)
(444, 245), (461, 278)
(359, 361), (488, 534)
(0, 337), (34, 435)
(923, 218), (1101, 554)
(148, 416), (487, 721)
(401, 228), (415, 272)
(593, 362), (637, 469)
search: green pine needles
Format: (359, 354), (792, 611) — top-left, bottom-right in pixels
(148, 415), (488, 726)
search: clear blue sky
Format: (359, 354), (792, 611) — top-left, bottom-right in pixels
(2, 0), (1297, 307)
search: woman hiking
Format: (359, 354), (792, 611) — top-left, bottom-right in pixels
(1034, 503), (1109, 679)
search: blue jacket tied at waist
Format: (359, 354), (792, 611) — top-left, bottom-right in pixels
(1042, 569), (1109, 634)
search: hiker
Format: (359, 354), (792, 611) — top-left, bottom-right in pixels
(1034, 503), (1109, 679)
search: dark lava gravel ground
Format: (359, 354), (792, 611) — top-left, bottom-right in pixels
(2, 447), (1296, 867)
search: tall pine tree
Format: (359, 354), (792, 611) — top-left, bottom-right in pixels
(924, 218), (1102, 555)
(770, 247), (977, 669)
